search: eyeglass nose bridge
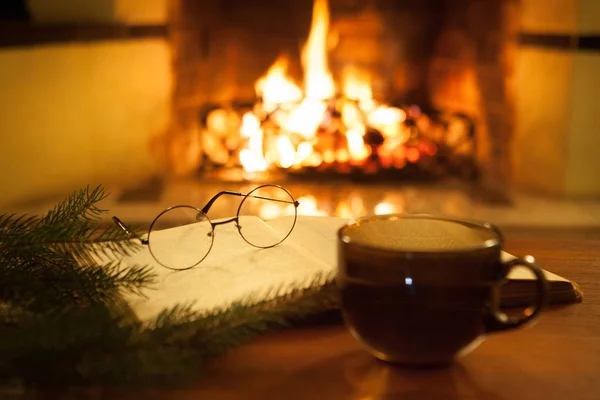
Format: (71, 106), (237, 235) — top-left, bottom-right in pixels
(209, 215), (240, 230)
(194, 212), (241, 237)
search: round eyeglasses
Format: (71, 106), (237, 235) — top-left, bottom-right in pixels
(113, 184), (299, 271)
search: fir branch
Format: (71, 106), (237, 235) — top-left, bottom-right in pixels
(192, 272), (339, 356)
(0, 220), (142, 263)
(38, 185), (108, 227)
(0, 304), (140, 387)
(0, 255), (154, 313)
(0, 185), (141, 263)
(0, 185), (154, 314)
(72, 274), (340, 386)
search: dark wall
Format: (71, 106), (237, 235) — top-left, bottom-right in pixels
(0, 0), (29, 21)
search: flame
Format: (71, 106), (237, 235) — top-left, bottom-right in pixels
(323, 149), (335, 164)
(295, 141), (314, 165)
(335, 203), (355, 219)
(368, 106), (406, 128)
(346, 125), (370, 162)
(235, 0), (422, 174)
(239, 149), (266, 173)
(240, 112), (261, 138)
(367, 106), (407, 138)
(276, 136), (295, 168)
(342, 66), (372, 102)
(406, 147), (421, 163)
(239, 112), (268, 172)
(284, 98), (327, 138)
(341, 102), (362, 128)
(255, 55), (302, 108)
(302, 0), (335, 100)
(336, 149), (349, 163)
(306, 152), (323, 167)
(374, 202), (396, 215)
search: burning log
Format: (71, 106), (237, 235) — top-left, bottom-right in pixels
(198, 97), (476, 181)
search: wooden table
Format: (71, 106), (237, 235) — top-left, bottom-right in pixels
(112, 237), (600, 399)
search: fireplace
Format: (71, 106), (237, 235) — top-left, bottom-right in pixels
(160, 0), (515, 191)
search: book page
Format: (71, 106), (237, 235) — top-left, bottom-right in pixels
(267, 215), (351, 267)
(502, 251), (567, 282)
(123, 216), (332, 321)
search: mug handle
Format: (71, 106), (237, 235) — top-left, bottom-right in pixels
(484, 256), (549, 333)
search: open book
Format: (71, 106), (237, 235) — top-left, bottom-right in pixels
(123, 215), (582, 320)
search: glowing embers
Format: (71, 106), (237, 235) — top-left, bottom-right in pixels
(202, 99), (476, 180)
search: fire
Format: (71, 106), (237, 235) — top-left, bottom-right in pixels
(346, 125), (370, 163)
(368, 105), (407, 139)
(239, 0), (337, 172)
(296, 141), (314, 165)
(342, 66), (372, 103)
(239, 112), (267, 172)
(226, 0), (439, 174)
(240, 112), (260, 138)
(374, 202), (395, 215)
(255, 55), (302, 108)
(302, 0), (335, 100)
(276, 136), (295, 169)
(284, 98), (327, 139)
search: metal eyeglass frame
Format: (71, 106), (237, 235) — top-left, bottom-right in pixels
(113, 184), (300, 271)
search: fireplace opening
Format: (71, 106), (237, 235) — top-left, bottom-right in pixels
(165, 0), (513, 191)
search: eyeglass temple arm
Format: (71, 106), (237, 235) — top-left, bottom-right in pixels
(201, 191), (243, 214)
(201, 191), (299, 214)
(112, 216), (149, 245)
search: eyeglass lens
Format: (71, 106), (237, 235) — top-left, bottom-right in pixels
(237, 185), (297, 248)
(148, 206), (213, 270)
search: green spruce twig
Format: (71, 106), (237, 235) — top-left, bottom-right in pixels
(0, 185), (156, 312)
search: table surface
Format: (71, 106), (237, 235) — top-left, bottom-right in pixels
(80, 237), (600, 399)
